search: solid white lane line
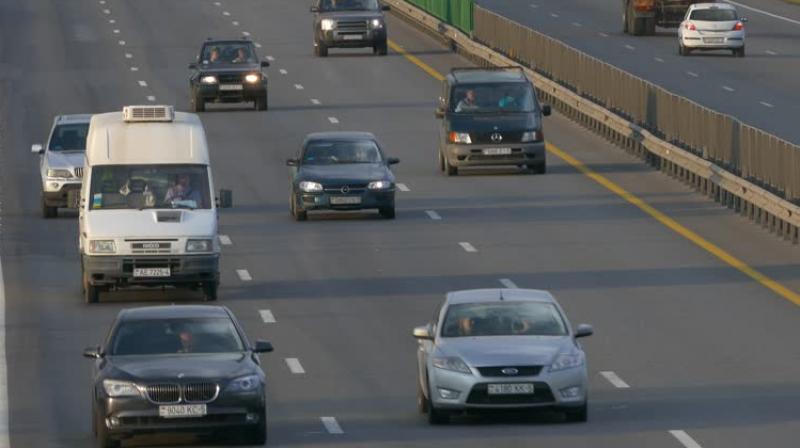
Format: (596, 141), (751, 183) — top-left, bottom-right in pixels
(599, 32), (609, 37)
(760, 101), (775, 108)
(396, 183), (410, 192)
(285, 358), (306, 374)
(600, 371), (631, 388)
(321, 417), (343, 434)
(765, 50), (778, 56)
(259, 309), (276, 323)
(724, 0), (800, 26)
(686, 71), (699, 78)
(294, 84), (304, 90)
(669, 430), (703, 448)
(625, 44), (636, 50)
(654, 57), (665, 63)
(146, 96), (156, 102)
(722, 85), (735, 92)
(125, 53), (132, 58)
(137, 80), (147, 87)
(279, 69), (288, 75)
(499, 278), (518, 289)
(550, 13), (560, 18)
(0, 251), (11, 447)
(242, 31), (251, 36)
(311, 98), (321, 105)
(236, 269), (252, 281)
(425, 210), (442, 220)
(219, 235), (232, 245)
(328, 117), (339, 124)
(130, 67), (138, 71)
(459, 242), (477, 253)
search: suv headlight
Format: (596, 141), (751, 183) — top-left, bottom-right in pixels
(244, 73), (260, 83)
(89, 240), (116, 254)
(186, 239), (213, 252)
(320, 19), (336, 31)
(370, 18), (384, 29)
(298, 181), (323, 193)
(448, 132), (472, 144)
(226, 374), (262, 392)
(47, 168), (74, 179)
(521, 130), (542, 142)
(103, 379), (141, 397)
(432, 356), (472, 375)
(200, 75), (218, 84)
(368, 180), (392, 190)
(549, 352), (584, 372)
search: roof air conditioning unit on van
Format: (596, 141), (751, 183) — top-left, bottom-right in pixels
(122, 105), (175, 123)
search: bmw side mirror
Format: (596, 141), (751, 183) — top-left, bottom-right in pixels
(83, 346), (102, 359)
(412, 325), (434, 340)
(574, 324), (593, 339)
(382, 5), (391, 11)
(31, 144), (43, 154)
(435, 107), (445, 119)
(310, 6), (319, 12)
(542, 105), (552, 117)
(261, 60), (270, 68)
(286, 158), (299, 167)
(387, 157), (400, 165)
(188, 63), (198, 70)
(253, 340), (274, 353)
(218, 189), (233, 209)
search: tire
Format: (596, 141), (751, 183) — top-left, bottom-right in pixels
(41, 197), (57, 218)
(643, 17), (656, 35)
(632, 17), (647, 36)
(443, 155), (458, 176)
(622, 7), (629, 33)
(417, 379), (429, 414)
(244, 409), (267, 445)
(83, 271), (100, 304)
(438, 150), (446, 172)
(735, 46), (745, 58)
(427, 394), (450, 425)
(379, 206), (395, 219)
(291, 196), (307, 221)
(95, 409), (120, 448)
(315, 41), (328, 57)
(563, 402), (588, 423)
(528, 162), (546, 174)
(255, 93), (268, 111)
(679, 43), (686, 56)
(374, 40), (388, 56)
(192, 91), (205, 112)
(203, 281), (218, 301)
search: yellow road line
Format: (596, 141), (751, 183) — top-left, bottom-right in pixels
(392, 38), (800, 307)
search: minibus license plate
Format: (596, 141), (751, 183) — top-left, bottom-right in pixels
(134, 267), (171, 278)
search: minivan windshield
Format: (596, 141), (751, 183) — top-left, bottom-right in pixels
(49, 123), (89, 152)
(88, 164), (211, 210)
(441, 302), (568, 337)
(319, 0), (379, 12)
(109, 318), (244, 356)
(451, 83), (537, 114)
(689, 8), (738, 21)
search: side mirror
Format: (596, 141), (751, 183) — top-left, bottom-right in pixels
(412, 325), (434, 340)
(286, 158), (299, 167)
(574, 324), (593, 339)
(387, 157), (400, 165)
(310, 6), (319, 12)
(83, 346), (102, 359)
(741, 17), (748, 23)
(434, 107), (445, 119)
(382, 5), (391, 11)
(542, 105), (552, 117)
(31, 144), (43, 154)
(260, 60), (270, 68)
(253, 340), (274, 353)
(218, 189), (233, 209)
(188, 63), (197, 70)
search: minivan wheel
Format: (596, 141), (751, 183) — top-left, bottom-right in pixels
(84, 272), (100, 304)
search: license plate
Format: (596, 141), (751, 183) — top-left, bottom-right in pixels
(330, 196), (362, 205)
(158, 404), (207, 419)
(487, 383), (535, 395)
(219, 84), (243, 91)
(703, 37), (724, 44)
(342, 34), (363, 40)
(133, 267), (171, 278)
(482, 147), (512, 156)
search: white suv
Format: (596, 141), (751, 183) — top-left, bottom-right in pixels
(32, 114), (92, 218)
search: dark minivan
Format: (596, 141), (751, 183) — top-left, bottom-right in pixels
(435, 67), (551, 176)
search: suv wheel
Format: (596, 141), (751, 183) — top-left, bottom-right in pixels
(374, 40), (388, 56)
(444, 156), (458, 176)
(41, 196), (57, 218)
(315, 41), (328, 57)
(203, 281), (218, 301)
(255, 93), (268, 111)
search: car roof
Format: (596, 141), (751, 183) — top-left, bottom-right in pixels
(305, 131), (377, 141)
(690, 2), (735, 10)
(449, 68), (528, 84)
(445, 288), (557, 305)
(203, 39), (255, 47)
(55, 114), (92, 125)
(118, 305), (231, 321)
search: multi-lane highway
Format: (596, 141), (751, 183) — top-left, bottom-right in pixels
(478, 0), (800, 145)
(1, 0), (799, 447)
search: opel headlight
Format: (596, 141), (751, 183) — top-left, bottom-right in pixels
(244, 73), (260, 83)
(299, 181), (323, 193)
(432, 356), (472, 375)
(47, 169), (73, 179)
(226, 374), (262, 392)
(89, 240), (116, 254)
(103, 379), (141, 397)
(201, 75), (218, 84)
(370, 18), (384, 29)
(521, 130), (542, 142)
(448, 132), (472, 144)
(186, 239), (213, 252)
(550, 352), (584, 372)
(320, 19), (336, 31)
(368, 180), (392, 190)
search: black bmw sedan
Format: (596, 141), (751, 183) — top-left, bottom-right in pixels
(287, 132), (399, 220)
(83, 305), (273, 447)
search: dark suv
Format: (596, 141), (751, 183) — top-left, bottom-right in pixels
(311, 0), (390, 57)
(435, 67), (552, 176)
(189, 39), (270, 112)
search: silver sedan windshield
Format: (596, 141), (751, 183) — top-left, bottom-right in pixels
(442, 302), (568, 337)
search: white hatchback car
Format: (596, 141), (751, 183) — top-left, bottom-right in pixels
(679, 3), (746, 57)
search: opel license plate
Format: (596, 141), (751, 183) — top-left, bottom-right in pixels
(482, 147), (512, 156)
(219, 84), (243, 91)
(487, 383), (535, 395)
(159, 404), (207, 419)
(133, 267), (171, 278)
(330, 196), (361, 205)
(703, 37), (723, 44)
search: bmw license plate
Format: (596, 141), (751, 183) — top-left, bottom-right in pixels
(219, 84), (243, 91)
(342, 34), (363, 40)
(159, 404), (207, 419)
(330, 196), (362, 205)
(133, 267), (170, 278)
(487, 383), (535, 395)
(703, 37), (724, 44)
(482, 147), (512, 156)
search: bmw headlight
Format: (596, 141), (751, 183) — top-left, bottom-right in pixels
(432, 356), (472, 375)
(226, 374), (262, 392)
(186, 239), (213, 252)
(299, 181), (323, 193)
(448, 132), (472, 144)
(320, 19), (336, 31)
(521, 130), (542, 142)
(368, 180), (392, 190)
(47, 168), (73, 179)
(103, 379), (141, 397)
(200, 75), (218, 84)
(549, 352), (584, 372)
(245, 73), (260, 83)
(370, 18), (384, 29)
(89, 240), (116, 254)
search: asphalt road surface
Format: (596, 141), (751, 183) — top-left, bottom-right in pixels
(0, 0), (799, 447)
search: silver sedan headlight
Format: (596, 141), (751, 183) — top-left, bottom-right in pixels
(299, 181), (323, 193)
(320, 19), (336, 31)
(549, 352), (585, 372)
(103, 379), (141, 397)
(432, 356), (472, 375)
(47, 168), (74, 179)
(368, 180), (392, 190)
(201, 75), (218, 84)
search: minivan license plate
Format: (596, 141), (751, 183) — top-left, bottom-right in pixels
(330, 196), (361, 205)
(133, 267), (170, 278)
(483, 147), (512, 156)
(159, 404), (207, 419)
(487, 383), (535, 395)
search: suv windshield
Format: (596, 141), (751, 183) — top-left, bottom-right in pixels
(441, 302), (568, 337)
(319, 0), (379, 11)
(201, 42), (256, 64)
(109, 318), (244, 356)
(49, 123), (89, 152)
(451, 83), (537, 114)
(690, 9), (738, 21)
(302, 140), (383, 165)
(88, 164), (211, 210)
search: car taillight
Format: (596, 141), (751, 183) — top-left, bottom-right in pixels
(733, 22), (744, 31)
(685, 22), (696, 31)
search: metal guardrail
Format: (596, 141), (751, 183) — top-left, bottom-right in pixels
(386, 0), (800, 243)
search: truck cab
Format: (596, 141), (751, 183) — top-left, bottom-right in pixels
(79, 105), (232, 303)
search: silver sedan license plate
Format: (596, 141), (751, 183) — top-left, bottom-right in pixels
(330, 196), (361, 205)
(487, 383), (535, 395)
(159, 404), (207, 419)
(219, 84), (243, 91)
(482, 147), (512, 156)
(133, 267), (170, 278)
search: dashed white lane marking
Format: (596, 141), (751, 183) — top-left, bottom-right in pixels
(0, 247), (12, 447)
(499, 278), (518, 289)
(669, 430), (703, 448)
(242, 31), (250, 36)
(255, 43), (262, 48)
(765, 50), (778, 56)
(760, 101), (775, 108)
(113, 29), (120, 34)
(259, 309), (276, 323)
(125, 53), (132, 59)
(236, 269), (252, 281)
(624, 44), (636, 50)
(328, 116), (339, 124)
(285, 358), (306, 374)
(214, 1), (221, 5)
(118, 40), (126, 45)
(294, 84), (304, 90)
(266, 55), (274, 61)
(686, 71), (699, 78)
(109, 19), (115, 24)
(99, 0), (106, 4)
(550, 13), (559, 18)
(654, 57), (665, 63)
(223, 11), (231, 16)
(279, 69), (288, 75)
(724, 0), (800, 26)
(396, 183), (410, 192)
(311, 98), (321, 105)
(529, 3), (538, 8)
(722, 85), (735, 92)
(137, 80), (147, 87)
(130, 67), (138, 71)
(232, 21), (239, 26)
(219, 235), (232, 245)
(599, 32), (609, 37)
(459, 242), (477, 253)
(321, 417), (344, 434)
(572, 22), (582, 27)
(425, 210), (442, 220)
(146, 96), (156, 102)
(600, 371), (631, 388)
(103, 9), (111, 14)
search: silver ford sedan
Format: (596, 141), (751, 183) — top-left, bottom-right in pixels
(413, 289), (593, 424)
